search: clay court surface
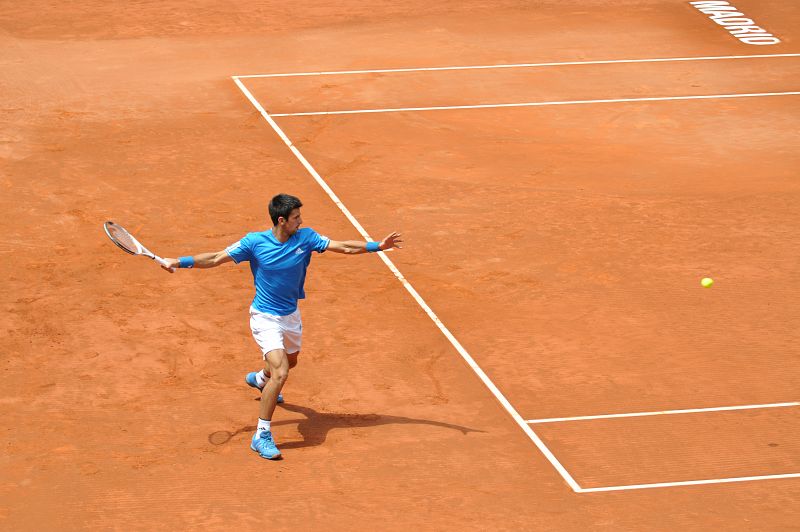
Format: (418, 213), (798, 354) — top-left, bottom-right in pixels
(2, 1), (799, 529)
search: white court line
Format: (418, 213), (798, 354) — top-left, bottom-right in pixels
(232, 75), (583, 493)
(270, 91), (800, 117)
(234, 52), (800, 78)
(536, 402), (800, 492)
(578, 473), (800, 493)
(527, 401), (800, 424)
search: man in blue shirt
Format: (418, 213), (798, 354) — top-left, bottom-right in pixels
(162, 194), (402, 460)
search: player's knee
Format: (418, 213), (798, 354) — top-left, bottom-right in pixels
(272, 368), (289, 384)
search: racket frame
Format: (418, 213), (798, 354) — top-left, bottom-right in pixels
(103, 221), (174, 270)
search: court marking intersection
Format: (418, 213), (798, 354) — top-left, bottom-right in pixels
(232, 52), (800, 492)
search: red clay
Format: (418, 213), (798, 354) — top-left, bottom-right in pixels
(2, 1), (799, 529)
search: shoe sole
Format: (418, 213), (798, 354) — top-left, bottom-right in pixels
(250, 443), (281, 460)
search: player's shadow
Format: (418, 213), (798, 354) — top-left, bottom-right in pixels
(276, 403), (483, 449)
(208, 402), (483, 449)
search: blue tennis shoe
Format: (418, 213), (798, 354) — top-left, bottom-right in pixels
(251, 430), (281, 460)
(245, 372), (283, 403)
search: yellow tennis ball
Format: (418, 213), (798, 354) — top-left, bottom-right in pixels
(701, 277), (714, 288)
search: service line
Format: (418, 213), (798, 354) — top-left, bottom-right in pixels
(577, 472), (800, 493)
(527, 401), (800, 424)
(270, 91), (800, 117)
(234, 52), (800, 78)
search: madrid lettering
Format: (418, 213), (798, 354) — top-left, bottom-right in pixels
(689, 1), (780, 45)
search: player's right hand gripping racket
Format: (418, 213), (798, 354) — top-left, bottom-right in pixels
(103, 221), (174, 272)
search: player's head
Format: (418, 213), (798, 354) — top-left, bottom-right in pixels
(269, 193), (303, 232)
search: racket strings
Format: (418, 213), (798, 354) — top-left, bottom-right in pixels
(107, 224), (140, 254)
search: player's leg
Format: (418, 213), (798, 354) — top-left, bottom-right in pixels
(246, 352), (298, 396)
(261, 351), (300, 378)
(247, 310), (302, 402)
(246, 309), (287, 399)
(251, 348), (288, 460)
(260, 348), (289, 420)
(248, 309), (285, 459)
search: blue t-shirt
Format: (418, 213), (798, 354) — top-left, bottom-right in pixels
(226, 228), (330, 315)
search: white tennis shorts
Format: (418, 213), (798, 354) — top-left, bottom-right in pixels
(249, 307), (302, 358)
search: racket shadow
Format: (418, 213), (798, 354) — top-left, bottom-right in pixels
(208, 425), (257, 446)
(207, 403), (484, 448)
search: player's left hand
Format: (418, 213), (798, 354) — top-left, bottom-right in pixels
(379, 232), (403, 251)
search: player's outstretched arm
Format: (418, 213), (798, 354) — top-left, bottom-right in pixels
(326, 232), (403, 255)
(161, 250), (234, 272)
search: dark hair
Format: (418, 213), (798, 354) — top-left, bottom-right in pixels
(269, 194), (303, 225)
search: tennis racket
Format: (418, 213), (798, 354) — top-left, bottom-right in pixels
(103, 221), (174, 272)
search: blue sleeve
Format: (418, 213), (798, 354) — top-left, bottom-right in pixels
(305, 228), (330, 253)
(225, 234), (254, 263)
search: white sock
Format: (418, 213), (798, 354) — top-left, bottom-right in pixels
(257, 418), (271, 433)
(255, 370), (267, 387)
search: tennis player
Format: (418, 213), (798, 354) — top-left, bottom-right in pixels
(162, 193), (402, 460)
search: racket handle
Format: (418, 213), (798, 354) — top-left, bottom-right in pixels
(154, 255), (175, 272)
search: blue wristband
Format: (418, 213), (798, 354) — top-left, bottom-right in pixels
(366, 242), (380, 252)
(178, 256), (195, 268)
